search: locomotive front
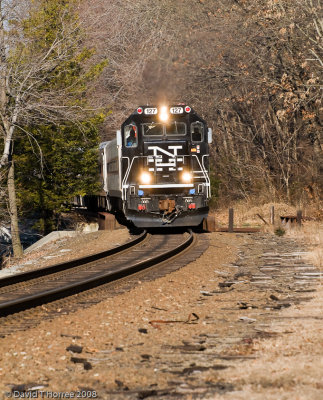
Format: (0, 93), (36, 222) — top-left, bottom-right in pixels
(104, 105), (212, 228)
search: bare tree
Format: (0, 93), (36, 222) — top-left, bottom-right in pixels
(80, 0), (176, 136)
(0, 0), (106, 256)
(81, 0), (321, 205)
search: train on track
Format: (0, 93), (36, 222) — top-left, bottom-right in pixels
(85, 105), (212, 228)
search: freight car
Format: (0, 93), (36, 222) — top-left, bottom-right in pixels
(98, 105), (212, 228)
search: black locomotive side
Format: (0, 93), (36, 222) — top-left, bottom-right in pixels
(100, 105), (212, 228)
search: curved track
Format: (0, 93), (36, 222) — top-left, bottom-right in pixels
(0, 230), (194, 317)
(0, 230), (147, 288)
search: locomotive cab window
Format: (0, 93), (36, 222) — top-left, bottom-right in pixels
(166, 121), (186, 136)
(191, 122), (204, 142)
(142, 122), (163, 137)
(125, 124), (138, 147)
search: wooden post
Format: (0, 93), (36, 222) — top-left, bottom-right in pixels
(297, 210), (302, 227)
(98, 212), (116, 230)
(228, 208), (234, 233)
(203, 216), (216, 232)
(270, 206), (275, 225)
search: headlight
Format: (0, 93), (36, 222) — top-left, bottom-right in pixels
(139, 172), (152, 184)
(182, 172), (192, 183)
(159, 106), (169, 122)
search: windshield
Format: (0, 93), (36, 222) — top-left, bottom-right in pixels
(166, 122), (186, 136)
(142, 123), (163, 136)
(142, 121), (187, 137)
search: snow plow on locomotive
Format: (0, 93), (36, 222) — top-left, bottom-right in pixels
(99, 105), (212, 228)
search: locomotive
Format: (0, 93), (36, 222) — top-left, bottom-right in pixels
(99, 105), (212, 228)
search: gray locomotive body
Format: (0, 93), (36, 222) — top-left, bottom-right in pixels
(100, 105), (212, 228)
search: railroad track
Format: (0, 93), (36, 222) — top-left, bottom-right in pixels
(0, 230), (195, 318)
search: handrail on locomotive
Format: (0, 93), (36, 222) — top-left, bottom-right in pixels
(85, 105), (213, 228)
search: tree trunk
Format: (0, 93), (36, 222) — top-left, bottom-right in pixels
(7, 160), (23, 258)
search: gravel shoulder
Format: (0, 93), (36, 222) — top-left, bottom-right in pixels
(0, 229), (322, 399)
(217, 284), (323, 400)
(0, 229), (130, 277)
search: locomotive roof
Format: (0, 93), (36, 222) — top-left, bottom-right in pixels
(122, 105), (206, 126)
(129, 105), (197, 115)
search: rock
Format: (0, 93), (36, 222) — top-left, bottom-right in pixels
(239, 316), (257, 323)
(180, 365), (228, 374)
(138, 390), (158, 399)
(10, 383), (47, 392)
(66, 344), (83, 354)
(83, 361), (92, 370)
(219, 281), (235, 288)
(77, 222), (99, 233)
(237, 302), (249, 309)
(60, 334), (82, 339)
(200, 291), (213, 296)
(138, 328), (148, 334)
(70, 357), (92, 370)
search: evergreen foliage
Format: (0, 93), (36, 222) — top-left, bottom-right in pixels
(15, 121), (101, 233)
(0, 0), (107, 236)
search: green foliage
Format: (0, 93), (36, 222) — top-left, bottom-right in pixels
(15, 120), (101, 233)
(275, 227), (286, 237)
(23, 0), (75, 42)
(6, 0), (108, 234)
(10, 0), (108, 109)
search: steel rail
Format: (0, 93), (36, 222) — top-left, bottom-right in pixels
(0, 230), (147, 288)
(0, 230), (194, 316)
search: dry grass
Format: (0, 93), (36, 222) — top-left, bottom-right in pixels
(212, 201), (323, 272)
(287, 220), (323, 271)
(210, 204), (323, 400)
(212, 201), (300, 227)
(212, 200), (322, 232)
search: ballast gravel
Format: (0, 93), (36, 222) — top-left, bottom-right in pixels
(0, 230), (322, 400)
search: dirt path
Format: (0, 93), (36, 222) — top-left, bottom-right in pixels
(0, 230), (322, 399)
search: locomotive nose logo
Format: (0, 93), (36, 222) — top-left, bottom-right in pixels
(147, 145), (183, 171)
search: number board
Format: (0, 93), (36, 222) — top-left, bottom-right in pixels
(170, 107), (183, 114)
(144, 108), (158, 115)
